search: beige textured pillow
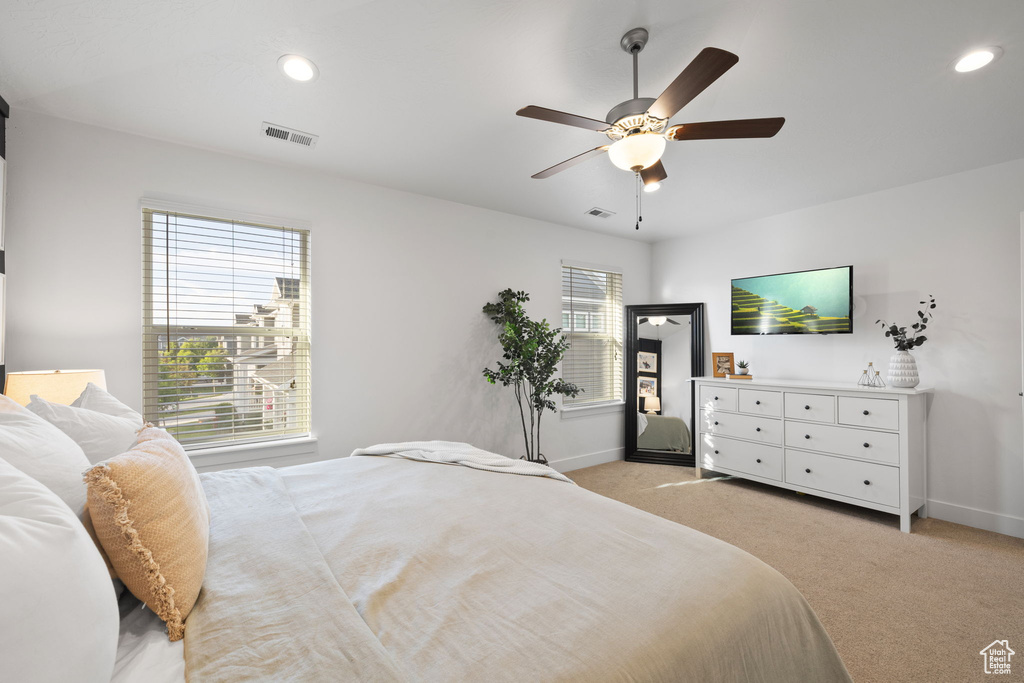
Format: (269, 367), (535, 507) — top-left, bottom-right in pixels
(84, 426), (210, 641)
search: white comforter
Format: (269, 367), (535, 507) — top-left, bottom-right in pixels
(184, 446), (851, 682)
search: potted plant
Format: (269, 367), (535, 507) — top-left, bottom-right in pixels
(876, 296), (936, 388)
(736, 360), (750, 375)
(483, 289), (582, 464)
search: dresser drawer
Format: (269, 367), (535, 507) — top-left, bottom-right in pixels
(784, 392), (836, 423)
(701, 410), (782, 445)
(838, 396), (899, 431)
(739, 389), (782, 417)
(785, 450), (899, 508)
(699, 386), (737, 413)
(700, 435), (782, 481)
(784, 422), (899, 464)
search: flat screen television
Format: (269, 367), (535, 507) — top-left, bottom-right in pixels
(732, 265), (853, 335)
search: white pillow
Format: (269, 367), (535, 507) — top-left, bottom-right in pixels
(72, 382), (143, 421)
(0, 395), (91, 518)
(0, 457), (119, 682)
(27, 396), (143, 465)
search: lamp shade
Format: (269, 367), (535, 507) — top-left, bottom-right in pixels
(644, 396), (661, 413)
(608, 133), (666, 172)
(3, 369), (107, 406)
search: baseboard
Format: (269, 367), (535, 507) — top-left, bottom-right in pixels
(927, 499), (1024, 539)
(548, 447), (623, 474)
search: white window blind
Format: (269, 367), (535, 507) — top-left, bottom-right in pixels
(561, 264), (623, 407)
(142, 208), (311, 449)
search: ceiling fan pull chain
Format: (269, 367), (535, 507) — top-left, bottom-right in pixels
(635, 172), (642, 230)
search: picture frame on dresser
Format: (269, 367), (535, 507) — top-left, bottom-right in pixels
(694, 377), (931, 532)
(712, 352), (734, 378)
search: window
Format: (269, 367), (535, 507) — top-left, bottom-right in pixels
(561, 262), (623, 407)
(143, 206), (311, 448)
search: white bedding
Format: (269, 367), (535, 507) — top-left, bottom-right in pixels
(113, 595), (184, 683)
(182, 448), (851, 681)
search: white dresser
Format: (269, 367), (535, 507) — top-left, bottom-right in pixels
(693, 378), (930, 532)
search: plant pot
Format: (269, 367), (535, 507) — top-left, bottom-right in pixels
(736, 367), (749, 375)
(887, 350), (920, 388)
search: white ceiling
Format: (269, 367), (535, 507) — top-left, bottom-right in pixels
(1, 0), (1021, 242)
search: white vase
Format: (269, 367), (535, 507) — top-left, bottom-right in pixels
(887, 350), (919, 388)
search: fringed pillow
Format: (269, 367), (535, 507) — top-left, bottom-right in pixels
(85, 426), (210, 641)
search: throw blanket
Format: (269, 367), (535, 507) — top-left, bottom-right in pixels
(351, 440), (575, 484)
(184, 454), (851, 682)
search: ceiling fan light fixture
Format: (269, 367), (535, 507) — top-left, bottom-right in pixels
(953, 47), (1002, 72)
(278, 54), (320, 82)
(647, 316), (668, 326)
(608, 133), (666, 172)
(643, 182), (661, 193)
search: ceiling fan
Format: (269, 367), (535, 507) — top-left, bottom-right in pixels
(517, 28), (785, 197)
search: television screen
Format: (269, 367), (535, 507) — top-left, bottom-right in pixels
(732, 266), (853, 335)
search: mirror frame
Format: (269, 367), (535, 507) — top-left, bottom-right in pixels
(624, 303), (705, 467)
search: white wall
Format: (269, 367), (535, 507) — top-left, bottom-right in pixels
(4, 111), (651, 471)
(656, 324), (691, 424)
(652, 158), (1024, 537)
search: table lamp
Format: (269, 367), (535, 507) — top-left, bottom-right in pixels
(3, 369), (107, 406)
(644, 396), (661, 414)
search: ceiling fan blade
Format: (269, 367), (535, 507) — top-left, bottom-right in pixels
(666, 117), (785, 141)
(638, 317), (649, 325)
(531, 146), (609, 179)
(647, 48), (739, 121)
(517, 106), (611, 133)
(667, 318), (682, 325)
(640, 160), (667, 185)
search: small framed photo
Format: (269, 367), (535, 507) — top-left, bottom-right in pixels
(712, 352), (734, 378)
(637, 351), (657, 373)
(638, 376), (658, 397)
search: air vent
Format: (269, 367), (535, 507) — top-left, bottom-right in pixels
(260, 122), (319, 149)
(585, 207), (616, 218)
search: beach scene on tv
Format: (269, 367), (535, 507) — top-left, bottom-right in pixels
(732, 267), (853, 334)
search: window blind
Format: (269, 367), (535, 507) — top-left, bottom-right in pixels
(142, 208), (311, 449)
(561, 264), (623, 407)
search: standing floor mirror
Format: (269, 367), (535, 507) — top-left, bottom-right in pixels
(625, 303), (705, 467)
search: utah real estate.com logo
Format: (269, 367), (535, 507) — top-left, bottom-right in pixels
(980, 640), (1015, 675)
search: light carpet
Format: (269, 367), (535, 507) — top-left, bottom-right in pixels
(571, 461), (1024, 682)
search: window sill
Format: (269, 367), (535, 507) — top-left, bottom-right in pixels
(560, 401), (625, 420)
(186, 435), (318, 471)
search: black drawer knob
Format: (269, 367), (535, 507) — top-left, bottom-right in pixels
(755, 400), (761, 405)
(714, 421), (719, 426)
(714, 450), (719, 455)
(805, 468), (811, 473)
(863, 442), (870, 448)
(804, 434), (811, 439)
(864, 480), (871, 486)
(714, 396), (719, 400)
(804, 405), (810, 410)
(756, 427), (761, 432)
(756, 458), (762, 464)
(863, 410), (870, 415)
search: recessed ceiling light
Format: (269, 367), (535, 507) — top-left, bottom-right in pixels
(278, 54), (319, 82)
(953, 47), (1002, 73)
(643, 182), (661, 193)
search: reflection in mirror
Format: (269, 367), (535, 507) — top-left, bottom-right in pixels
(625, 303), (705, 467)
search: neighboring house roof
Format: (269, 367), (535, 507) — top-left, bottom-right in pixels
(228, 346), (278, 364)
(253, 304), (274, 315)
(254, 356), (299, 390)
(235, 313), (255, 326)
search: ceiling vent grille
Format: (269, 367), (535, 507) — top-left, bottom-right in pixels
(260, 122), (319, 149)
(585, 207), (616, 218)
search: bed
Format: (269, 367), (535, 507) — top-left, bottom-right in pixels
(637, 411), (692, 453)
(2, 386), (849, 682)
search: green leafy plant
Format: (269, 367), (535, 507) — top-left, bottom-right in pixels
(483, 289), (582, 464)
(737, 360), (749, 369)
(876, 296), (937, 351)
